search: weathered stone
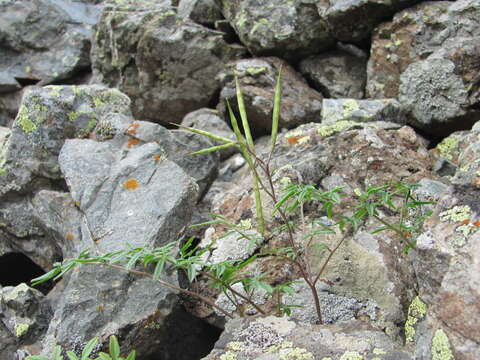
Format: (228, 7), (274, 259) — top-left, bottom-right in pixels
(317, 0), (423, 43)
(299, 47), (367, 99)
(0, 283), (52, 359)
(0, 85), (131, 194)
(0, 0), (101, 86)
(367, 0), (480, 136)
(410, 184), (480, 360)
(203, 316), (413, 360)
(321, 98), (406, 125)
(218, 58), (323, 136)
(178, 0), (222, 26)
(92, 4), (245, 125)
(0, 91), (23, 127)
(181, 108), (237, 160)
(220, 0), (334, 60)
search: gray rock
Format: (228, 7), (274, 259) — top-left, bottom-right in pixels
(0, 283), (52, 359)
(218, 58), (323, 136)
(410, 184), (480, 360)
(91, 4), (245, 125)
(181, 108), (237, 160)
(317, 0), (423, 43)
(220, 0), (334, 60)
(299, 48), (367, 99)
(321, 98), (406, 125)
(178, 0), (222, 26)
(203, 316), (413, 360)
(0, 91), (23, 127)
(0, 85), (131, 195)
(0, 0), (101, 86)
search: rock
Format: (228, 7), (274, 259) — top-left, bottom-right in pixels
(178, 0), (222, 26)
(218, 58), (323, 136)
(0, 85), (132, 194)
(0, 283), (52, 359)
(0, 0), (101, 86)
(367, 0), (480, 136)
(430, 125), (480, 186)
(181, 108), (237, 160)
(409, 184), (480, 360)
(317, 0), (423, 43)
(203, 316), (413, 360)
(299, 47), (367, 99)
(220, 0), (334, 60)
(0, 91), (23, 127)
(321, 98), (406, 125)
(39, 132), (202, 358)
(92, 3), (245, 125)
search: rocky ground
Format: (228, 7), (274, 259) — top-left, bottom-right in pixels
(0, 0), (479, 359)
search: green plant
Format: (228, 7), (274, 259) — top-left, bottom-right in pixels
(32, 70), (433, 325)
(26, 336), (135, 360)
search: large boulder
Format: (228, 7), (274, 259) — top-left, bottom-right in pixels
(91, 3), (245, 125)
(409, 184), (480, 360)
(218, 58), (323, 136)
(299, 46), (367, 99)
(316, 0), (423, 43)
(367, 0), (480, 136)
(203, 316), (413, 360)
(0, 0), (101, 87)
(219, 0), (334, 60)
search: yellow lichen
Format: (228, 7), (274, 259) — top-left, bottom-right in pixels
(405, 296), (427, 343)
(431, 329), (454, 360)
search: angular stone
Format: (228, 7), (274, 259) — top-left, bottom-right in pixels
(178, 0), (222, 26)
(92, 4), (245, 124)
(321, 98), (406, 125)
(299, 47), (367, 99)
(0, 0), (101, 86)
(220, 0), (334, 60)
(218, 58), (323, 136)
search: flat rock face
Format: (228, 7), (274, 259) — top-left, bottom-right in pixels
(218, 58), (323, 136)
(367, 0), (480, 136)
(409, 184), (480, 360)
(203, 316), (413, 360)
(299, 48), (367, 99)
(317, 0), (422, 43)
(91, 4), (245, 125)
(0, 0), (101, 87)
(220, 0), (334, 60)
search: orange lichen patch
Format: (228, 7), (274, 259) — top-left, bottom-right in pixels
(153, 154), (162, 162)
(460, 219), (470, 226)
(126, 122), (140, 135)
(65, 232), (75, 241)
(127, 138), (140, 148)
(74, 201), (81, 207)
(474, 221), (480, 227)
(286, 136), (303, 145)
(123, 178), (139, 190)
(96, 305), (105, 312)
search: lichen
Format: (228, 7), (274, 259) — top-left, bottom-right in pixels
(123, 178), (139, 190)
(339, 351), (363, 360)
(372, 348), (386, 355)
(279, 346), (314, 359)
(405, 296), (427, 343)
(69, 112), (79, 122)
(317, 121), (358, 137)
(342, 99), (360, 117)
(226, 341), (245, 352)
(17, 105), (37, 133)
(439, 205), (471, 223)
(220, 351), (237, 360)
(15, 323), (29, 337)
(431, 329), (454, 360)
(436, 137), (459, 160)
(246, 66), (267, 76)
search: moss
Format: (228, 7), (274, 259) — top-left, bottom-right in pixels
(317, 121), (359, 137)
(439, 205), (471, 223)
(436, 137), (459, 160)
(431, 329), (454, 360)
(0, 168), (6, 176)
(405, 296), (427, 343)
(15, 323), (29, 337)
(339, 351), (363, 360)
